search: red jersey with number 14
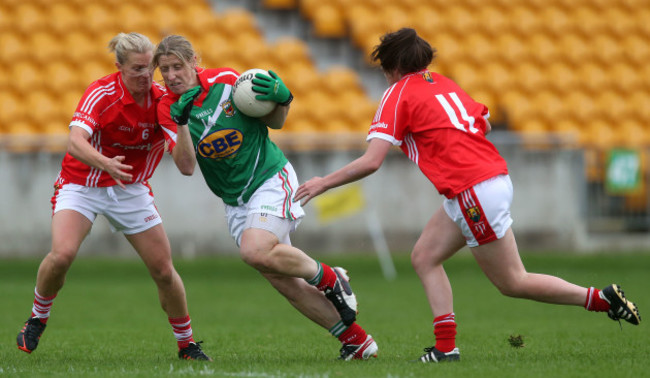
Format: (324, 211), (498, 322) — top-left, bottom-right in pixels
(57, 72), (169, 187)
(367, 70), (508, 198)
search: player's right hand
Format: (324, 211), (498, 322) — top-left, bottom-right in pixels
(171, 86), (202, 125)
(105, 155), (133, 189)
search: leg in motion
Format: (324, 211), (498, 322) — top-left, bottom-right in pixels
(18, 210), (91, 354)
(127, 225), (211, 361)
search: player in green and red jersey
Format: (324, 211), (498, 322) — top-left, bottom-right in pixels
(154, 35), (378, 360)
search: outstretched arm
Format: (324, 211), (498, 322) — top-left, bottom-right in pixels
(294, 138), (392, 205)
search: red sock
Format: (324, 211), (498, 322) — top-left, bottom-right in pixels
(338, 323), (368, 345)
(169, 315), (195, 350)
(31, 288), (57, 324)
(434, 313), (457, 353)
(584, 287), (610, 312)
(315, 263), (337, 291)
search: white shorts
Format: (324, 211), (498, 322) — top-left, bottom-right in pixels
(443, 174), (514, 247)
(224, 162), (305, 246)
(52, 182), (162, 235)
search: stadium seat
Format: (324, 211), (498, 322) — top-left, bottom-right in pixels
(622, 35), (650, 67)
(218, 8), (259, 39)
(496, 34), (528, 67)
(262, 0), (298, 10)
(29, 31), (63, 66)
(477, 5), (511, 38)
(271, 37), (313, 67)
(545, 62), (579, 94)
(508, 5), (542, 36)
(311, 3), (347, 38)
(49, 3), (80, 37)
(82, 3), (117, 37)
(558, 34), (592, 66)
(181, 3), (220, 40)
(44, 61), (84, 95)
(63, 31), (104, 63)
(513, 62), (548, 94)
(11, 3), (47, 36)
(0, 32), (27, 66)
(321, 66), (365, 96)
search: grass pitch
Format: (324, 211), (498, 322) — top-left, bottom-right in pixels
(1, 251), (648, 377)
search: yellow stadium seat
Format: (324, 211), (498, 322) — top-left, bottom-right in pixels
(12, 3), (48, 35)
(10, 60), (43, 94)
(321, 66), (364, 96)
(412, 4), (450, 41)
(462, 32), (496, 66)
(182, 3), (220, 40)
(152, 3), (183, 36)
(281, 62), (321, 98)
(558, 34), (592, 67)
(262, 0), (297, 10)
(508, 5), (542, 36)
(25, 91), (63, 133)
(0, 92), (25, 134)
(48, 3), (80, 37)
(622, 35), (650, 67)
(513, 62), (548, 94)
(496, 34), (528, 67)
(218, 9), (259, 39)
(271, 37), (313, 67)
(232, 33), (274, 70)
(545, 62), (579, 94)
(448, 62), (484, 94)
(443, 5), (476, 37)
(312, 3), (347, 38)
(118, 4), (155, 34)
(29, 31), (63, 66)
(533, 90), (567, 123)
(482, 62), (515, 95)
(573, 6), (605, 39)
(82, 3), (117, 37)
(63, 31), (105, 63)
(564, 91), (599, 124)
(591, 35), (623, 66)
(539, 6), (576, 37)
(528, 34), (560, 64)
(44, 61), (84, 95)
(382, 4), (410, 32)
(477, 6), (511, 39)
(0, 33), (28, 66)
(194, 32), (236, 69)
(576, 62), (609, 93)
(604, 7), (637, 38)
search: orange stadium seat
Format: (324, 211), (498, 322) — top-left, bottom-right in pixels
(513, 62), (549, 94)
(152, 3), (184, 36)
(280, 62), (321, 98)
(10, 60), (43, 94)
(545, 62), (579, 94)
(508, 5), (543, 36)
(477, 6), (511, 39)
(558, 34), (593, 67)
(0, 92), (25, 134)
(233, 33), (275, 70)
(62, 31), (105, 63)
(181, 3), (220, 40)
(118, 4), (156, 35)
(495, 34), (528, 67)
(527, 33), (560, 64)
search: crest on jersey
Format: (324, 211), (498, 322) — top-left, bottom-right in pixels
(466, 206), (481, 223)
(221, 99), (236, 117)
(422, 71), (434, 83)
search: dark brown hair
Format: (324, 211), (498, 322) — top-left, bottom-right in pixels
(371, 28), (436, 75)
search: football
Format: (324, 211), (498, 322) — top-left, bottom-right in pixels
(232, 68), (276, 117)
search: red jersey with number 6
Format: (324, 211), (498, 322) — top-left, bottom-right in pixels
(367, 70), (508, 198)
(57, 72), (169, 187)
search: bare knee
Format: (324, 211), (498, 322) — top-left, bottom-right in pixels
(410, 243), (443, 275)
(46, 247), (77, 274)
(240, 245), (274, 272)
(148, 262), (175, 287)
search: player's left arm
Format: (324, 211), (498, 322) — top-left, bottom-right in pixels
(294, 138), (392, 205)
(260, 103), (289, 129)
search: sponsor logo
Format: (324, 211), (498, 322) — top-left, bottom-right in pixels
(118, 125), (133, 133)
(197, 128), (243, 160)
(222, 99), (235, 117)
(466, 206), (481, 223)
(261, 205), (277, 212)
(111, 142), (153, 151)
(73, 112), (98, 126)
(370, 122), (388, 130)
(196, 108), (214, 118)
(137, 122), (156, 128)
(144, 213), (159, 222)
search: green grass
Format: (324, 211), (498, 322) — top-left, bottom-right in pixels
(1, 252), (648, 377)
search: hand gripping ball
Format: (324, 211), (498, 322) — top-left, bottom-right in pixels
(232, 68), (276, 117)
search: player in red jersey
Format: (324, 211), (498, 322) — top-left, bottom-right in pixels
(16, 33), (210, 361)
(295, 28), (640, 363)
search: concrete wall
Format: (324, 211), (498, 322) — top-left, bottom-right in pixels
(1, 138), (607, 258)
